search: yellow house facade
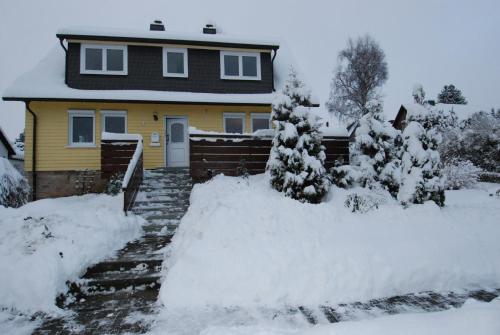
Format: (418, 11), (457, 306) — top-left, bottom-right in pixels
(24, 101), (271, 172)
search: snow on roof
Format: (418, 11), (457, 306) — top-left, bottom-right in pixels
(3, 36), (320, 105)
(2, 45), (276, 105)
(312, 107), (349, 137)
(0, 125), (16, 156)
(57, 26), (280, 48)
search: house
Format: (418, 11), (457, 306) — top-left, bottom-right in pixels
(0, 126), (23, 172)
(4, 22), (345, 200)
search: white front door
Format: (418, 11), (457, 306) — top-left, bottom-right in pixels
(166, 117), (189, 167)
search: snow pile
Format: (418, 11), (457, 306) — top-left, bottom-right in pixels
(0, 194), (144, 314)
(198, 298), (500, 335)
(159, 174), (500, 309)
(0, 157), (29, 208)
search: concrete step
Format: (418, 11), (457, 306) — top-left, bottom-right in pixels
(85, 275), (161, 293)
(84, 259), (162, 277)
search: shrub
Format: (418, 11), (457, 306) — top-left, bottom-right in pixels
(443, 159), (482, 190)
(0, 157), (30, 208)
(105, 173), (124, 195)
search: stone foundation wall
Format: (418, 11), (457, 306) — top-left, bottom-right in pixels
(27, 170), (107, 200)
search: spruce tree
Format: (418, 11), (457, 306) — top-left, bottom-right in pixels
(398, 105), (446, 207)
(267, 67), (328, 203)
(352, 103), (402, 197)
(437, 84), (467, 104)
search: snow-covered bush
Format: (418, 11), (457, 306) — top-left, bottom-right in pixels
(267, 67), (328, 203)
(397, 106), (445, 207)
(105, 172), (124, 195)
(440, 110), (499, 173)
(443, 159), (482, 190)
(330, 161), (360, 188)
(351, 104), (402, 197)
(412, 83), (426, 105)
(344, 193), (383, 213)
(0, 157), (29, 208)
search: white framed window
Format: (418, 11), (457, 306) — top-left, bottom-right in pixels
(101, 110), (127, 134)
(68, 110), (95, 147)
(220, 51), (261, 80)
(223, 113), (246, 134)
(163, 47), (188, 77)
(80, 44), (128, 75)
(250, 113), (271, 132)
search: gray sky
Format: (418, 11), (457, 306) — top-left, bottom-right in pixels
(1, 0), (499, 139)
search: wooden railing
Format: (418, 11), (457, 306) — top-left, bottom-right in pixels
(189, 133), (350, 181)
(100, 133), (144, 213)
(122, 151), (143, 213)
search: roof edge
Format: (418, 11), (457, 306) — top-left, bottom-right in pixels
(56, 33), (279, 50)
(2, 96), (273, 107)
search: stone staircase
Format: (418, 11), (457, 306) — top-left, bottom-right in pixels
(34, 168), (192, 334)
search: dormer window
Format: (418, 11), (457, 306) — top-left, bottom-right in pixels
(220, 51), (261, 80)
(163, 47), (188, 77)
(80, 44), (128, 75)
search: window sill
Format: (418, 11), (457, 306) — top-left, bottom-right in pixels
(66, 144), (97, 148)
(221, 76), (261, 81)
(163, 74), (188, 78)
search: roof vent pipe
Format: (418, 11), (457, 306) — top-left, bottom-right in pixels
(150, 20), (165, 31)
(203, 24), (216, 34)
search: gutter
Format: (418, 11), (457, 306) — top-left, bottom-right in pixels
(25, 101), (37, 201)
(58, 37), (68, 85)
(271, 47), (278, 92)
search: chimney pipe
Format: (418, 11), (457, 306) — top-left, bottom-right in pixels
(150, 20), (165, 31)
(203, 24), (216, 34)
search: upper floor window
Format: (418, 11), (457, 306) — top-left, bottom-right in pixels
(251, 113), (271, 132)
(101, 110), (127, 134)
(220, 51), (261, 80)
(68, 110), (95, 147)
(80, 44), (128, 75)
(163, 47), (188, 77)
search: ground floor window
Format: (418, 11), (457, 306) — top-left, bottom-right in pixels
(251, 113), (271, 132)
(101, 110), (127, 133)
(68, 110), (95, 147)
(223, 113), (245, 134)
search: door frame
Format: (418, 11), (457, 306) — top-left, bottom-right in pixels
(164, 116), (190, 167)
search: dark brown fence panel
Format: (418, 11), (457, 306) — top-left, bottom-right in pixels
(189, 134), (350, 181)
(101, 140), (138, 178)
(123, 152), (143, 213)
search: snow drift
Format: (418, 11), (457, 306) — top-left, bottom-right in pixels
(0, 194), (144, 314)
(160, 174), (500, 309)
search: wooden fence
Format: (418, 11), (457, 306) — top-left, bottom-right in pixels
(190, 134), (350, 181)
(101, 139), (139, 178)
(101, 138), (144, 213)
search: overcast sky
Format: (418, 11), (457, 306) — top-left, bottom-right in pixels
(1, 0), (499, 139)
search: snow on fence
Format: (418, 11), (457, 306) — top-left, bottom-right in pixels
(189, 133), (349, 181)
(100, 132), (144, 212)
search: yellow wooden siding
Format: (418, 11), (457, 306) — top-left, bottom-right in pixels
(25, 101), (271, 171)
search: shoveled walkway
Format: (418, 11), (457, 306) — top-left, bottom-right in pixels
(33, 168), (192, 334)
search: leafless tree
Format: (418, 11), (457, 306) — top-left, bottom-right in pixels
(327, 35), (388, 124)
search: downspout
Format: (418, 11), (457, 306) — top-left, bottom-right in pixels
(271, 47), (278, 92)
(58, 37), (68, 85)
(25, 101), (37, 201)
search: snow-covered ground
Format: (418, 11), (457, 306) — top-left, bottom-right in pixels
(150, 174), (500, 334)
(198, 298), (500, 335)
(0, 193), (144, 316)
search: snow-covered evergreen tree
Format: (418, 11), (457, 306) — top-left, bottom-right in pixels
(397, 105), (445, 207)
(437, 84), (467, 104)
(267, 67), (328, 203)
(351, 103), (402, 197)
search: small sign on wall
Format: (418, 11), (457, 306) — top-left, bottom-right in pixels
(150, 132), (160, 147)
